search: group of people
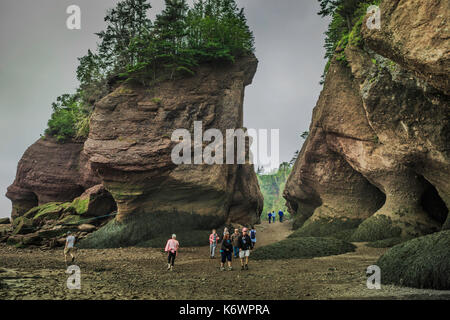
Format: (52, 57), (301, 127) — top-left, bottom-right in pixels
(164, 226), (257, 272)
(63, 225), (259, 273)
(268, 210), (284, 223)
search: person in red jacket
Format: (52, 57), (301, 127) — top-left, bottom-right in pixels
(209, 229), (220, 259)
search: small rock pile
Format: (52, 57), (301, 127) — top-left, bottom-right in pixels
(0, 185), (116, 248)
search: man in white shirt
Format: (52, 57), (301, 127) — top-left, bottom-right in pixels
(64, 232), (77, 265)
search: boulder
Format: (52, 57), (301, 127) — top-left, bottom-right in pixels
(78, 224), (96, 232)
(68, 184), (116, 216)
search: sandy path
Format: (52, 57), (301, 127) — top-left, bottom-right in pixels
(254, 219), (293, 247)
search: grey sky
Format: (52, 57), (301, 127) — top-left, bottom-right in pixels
(0, 0), (329, 218)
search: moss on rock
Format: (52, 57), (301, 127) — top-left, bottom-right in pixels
(137, 230), (211, 248)
(30, 202), (65, 221)
(58, 215), (83, 225)
(289, 217), (362, 238)
(12, 217), (34, 235)
(365, 236), (412, 248)
(351, 214), (402, 242)
(377, 230), (450, 290)
(79, 210), (224, 248)
(69, 198), (89, 215)
(252, 237), (356, 260)
(327, 228), (357, 242)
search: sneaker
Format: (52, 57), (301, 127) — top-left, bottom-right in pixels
(170, 266), (174, 272)
(241, 265), (244, 271)
(228, 266), (233, 271)
(167, 264), (171, 271)
(245, 264), (249, 270)
(220, 266), (225, 271)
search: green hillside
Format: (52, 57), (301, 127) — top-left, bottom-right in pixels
(257, 163), (291, 221)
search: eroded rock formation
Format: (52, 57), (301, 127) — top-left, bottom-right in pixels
(284, 0), (449, 240)
(81, 56), (263, 247)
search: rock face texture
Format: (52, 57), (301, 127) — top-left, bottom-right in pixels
(81, 56), (263, 247)
(6, 138), (100, 220)
(284, 0), (449, 240)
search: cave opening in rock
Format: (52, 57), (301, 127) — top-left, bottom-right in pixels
(419, 177), (448, 225)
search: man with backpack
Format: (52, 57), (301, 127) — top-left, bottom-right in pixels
(268, 212), (272, 224)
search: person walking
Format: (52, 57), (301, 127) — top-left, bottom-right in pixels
(231, 228), (240, 258)
(272, 211), (276, 223)
(249, 226), (257, 249)
(64, 232), (77, 266)
(268, 212), (272, 224)
(165, 234), (179, 271)
(209, 229), (220, 259)
(238, 227), (253, 270)
(278, 210), (284, 223)
(220, 233), (233, 271)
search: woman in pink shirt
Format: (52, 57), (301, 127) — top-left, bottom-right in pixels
(165, 234), (179, 271)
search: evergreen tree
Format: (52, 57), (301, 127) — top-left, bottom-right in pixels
(96, 0), (152, 73)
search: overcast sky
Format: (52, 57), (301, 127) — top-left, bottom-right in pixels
(0, 0), (329, 218)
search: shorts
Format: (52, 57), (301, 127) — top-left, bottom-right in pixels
(64, 247), (76, 255)
(221, 251), (232, 263)
(239, 250), (250, 258)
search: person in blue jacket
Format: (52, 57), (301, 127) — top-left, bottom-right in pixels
(268, 212), (272, 224)
(278, 210), (284, 223)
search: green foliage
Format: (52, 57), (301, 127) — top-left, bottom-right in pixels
(257, 163), (292, 220)
(45, 93), (91, 143)
(377, 231), (450, 289)
(252, 237), (356, 260)
(122, 0), (255, 83)
(319, 0), (381, 83)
